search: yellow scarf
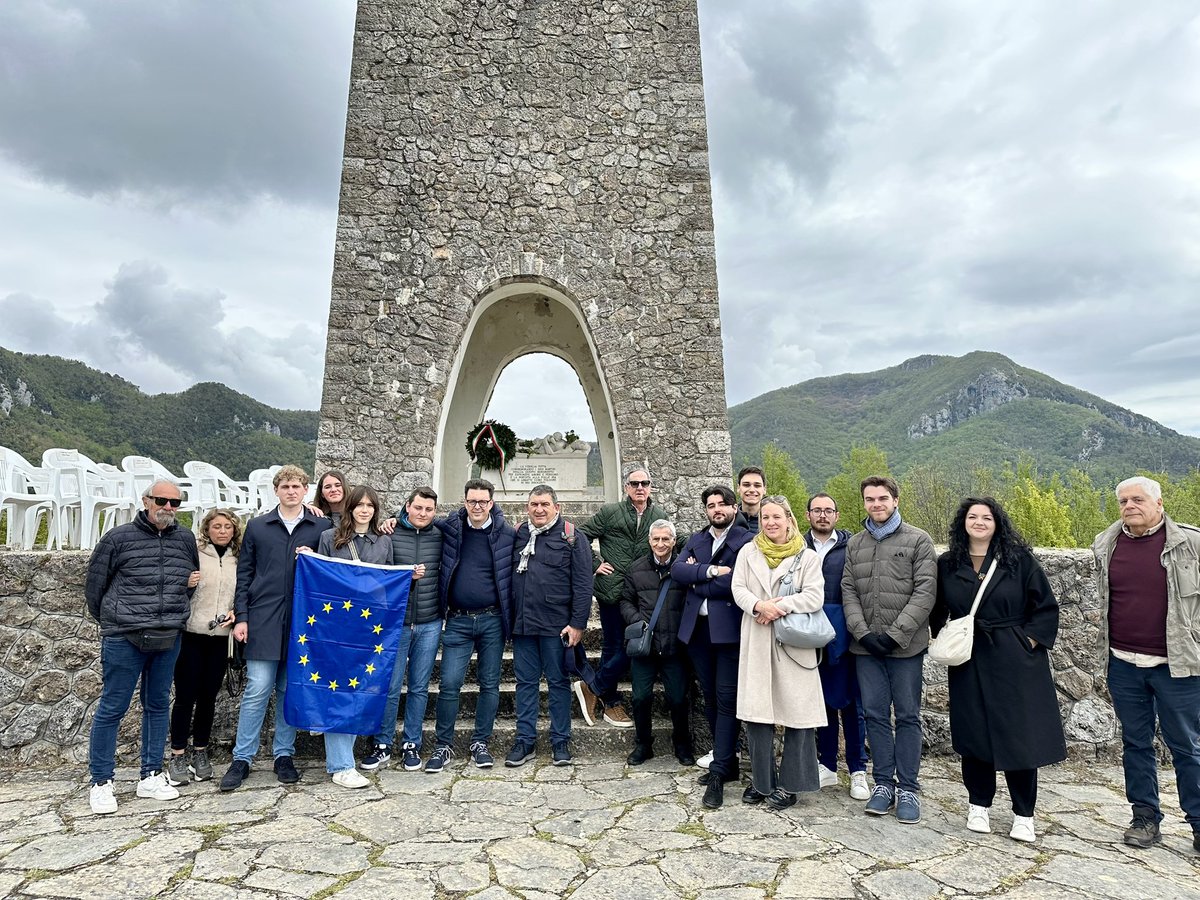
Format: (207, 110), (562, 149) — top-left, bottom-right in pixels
(753, 530), (804, 568)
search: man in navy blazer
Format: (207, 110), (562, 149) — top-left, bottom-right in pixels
(672, 484), (753, 808)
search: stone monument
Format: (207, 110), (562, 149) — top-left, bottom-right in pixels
(317, 0), (732, 517)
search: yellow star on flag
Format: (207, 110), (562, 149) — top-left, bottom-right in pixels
(310, 671), (321, 683)
(342, 600), (353, 611)
(348, 677), (360, 688)
(323, 602), (333, 613)
(299, 654), (309, 666)
(328, 680), (339, 691)
(365, 663), (376, 674)
(374, 644), (384, 655)
(298, 634), (308, 645)
(360, 608), (372, 620)
(372, 624), (382, 635)
(306, 615), (316, 625)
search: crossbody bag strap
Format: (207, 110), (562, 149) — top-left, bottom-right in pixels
(966, 559), (998, 616)
(645, 579), (672, 635)
(348, 538), (361, 562)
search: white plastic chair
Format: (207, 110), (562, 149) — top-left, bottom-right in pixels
(41, 449), (135, 549)
(0, 446), (57, 549)
(183, 461), (256, 521)
(247, 466), (282, 515)
(121, 455), (200, 523)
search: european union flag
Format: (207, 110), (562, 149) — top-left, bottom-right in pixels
(284, 553), (413, 733)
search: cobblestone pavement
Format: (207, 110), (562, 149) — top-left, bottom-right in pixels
(0, 754), (1196, 899)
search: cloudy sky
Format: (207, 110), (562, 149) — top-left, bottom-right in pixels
(2, 0), (1198, 442)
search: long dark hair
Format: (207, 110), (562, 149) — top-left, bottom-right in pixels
(946, 496), (1030, 570)
(332, 484), (382, 550)
(315, 470), (348, 516)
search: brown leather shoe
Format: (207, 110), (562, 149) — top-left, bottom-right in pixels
(603, 705), (633, 728)
(573, 681), (599, 726)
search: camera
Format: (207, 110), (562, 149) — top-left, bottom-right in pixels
(208, 613), (232, 630)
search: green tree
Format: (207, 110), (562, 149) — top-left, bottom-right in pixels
(1061, 468), (1108, 547)
(1002, 461), (1075, 547)
(823, 445), (892, 534)
(761, 443), (808, 522)
(1151, 469), (1200, 528)
(901, 463), (973, 544)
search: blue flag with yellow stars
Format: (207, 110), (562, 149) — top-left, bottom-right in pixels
(284, 553), (413, 733)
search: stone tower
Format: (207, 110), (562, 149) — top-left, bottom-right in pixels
(317, 0), (731, 517)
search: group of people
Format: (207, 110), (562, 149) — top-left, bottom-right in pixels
(83, 463), (1200, 856)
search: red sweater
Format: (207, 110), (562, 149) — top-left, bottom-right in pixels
(1108, 528), (1169, 657)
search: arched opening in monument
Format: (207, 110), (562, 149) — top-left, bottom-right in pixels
(432, 279), (620, 503)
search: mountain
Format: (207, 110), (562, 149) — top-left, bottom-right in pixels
(0, 348), (317, 477)
(730, 351), (1200, 488)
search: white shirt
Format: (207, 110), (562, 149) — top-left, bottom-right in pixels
(809, 531), (838, 561)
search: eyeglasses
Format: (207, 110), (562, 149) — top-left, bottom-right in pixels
(626, 480), (651, 488)
(150, 496), (183, 508)
(465, 499), (491, 508)
(809, 508), (837, 516)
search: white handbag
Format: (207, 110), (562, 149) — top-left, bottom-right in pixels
(927, 559), (997, 667)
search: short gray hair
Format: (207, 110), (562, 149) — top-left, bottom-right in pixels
(622, 463), (651, 483)
(1116, 476), (1162, 502)
(143, 479), (181, 499)
(529, 484), (559, 503)
(648, 519), (676, 539)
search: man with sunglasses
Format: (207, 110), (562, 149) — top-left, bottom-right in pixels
(575, 465), (672, 729)
(85, 480), (200, 814)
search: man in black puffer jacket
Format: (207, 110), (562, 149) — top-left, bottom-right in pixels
(85, 480), (199, 815)
(620, 519), (693, 767)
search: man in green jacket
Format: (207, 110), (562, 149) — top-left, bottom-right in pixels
(575, 465), (671, 726)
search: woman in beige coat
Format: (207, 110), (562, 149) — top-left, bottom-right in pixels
(732, 495), (827, 810)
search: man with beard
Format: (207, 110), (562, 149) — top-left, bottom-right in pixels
(672, 484), (753, 808)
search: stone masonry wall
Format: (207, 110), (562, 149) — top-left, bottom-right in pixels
(1, 548), (1121, 768)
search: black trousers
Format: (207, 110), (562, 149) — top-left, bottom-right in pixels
(685, 616), (740, 780)
(629, 650), (691, 753)
(170, 632), (228, 750)
(961, 754), (1038, 816)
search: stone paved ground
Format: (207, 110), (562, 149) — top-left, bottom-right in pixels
(0, 754), (1196, 899)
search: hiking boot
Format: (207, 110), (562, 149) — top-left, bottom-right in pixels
(400, 742), (422, 771)
(165, 754), (190, 787)
(190, 748), (213, 781)
(470, 742), (494, 769)
(1123, 816), (1162, 848)
(505, 741), (536, 768)
(425, 745), (453, 774)
(865, 783), (895, 816)
(573, 681), (599, 726)
(896, 789), (921, 824)
(220, 760), (250, 792)
(627, 744), (654, 766)
(89, 780), (117, 815)
(603, 705), (633, 728)
(360, 744), (392, 771)
(273, 755), (301, 784)
(136, 771), (180, 801)
(552, 742), (573, 766)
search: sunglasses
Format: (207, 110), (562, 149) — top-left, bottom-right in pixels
(150, 496), (183, 508)
(626, 480), (651, 488)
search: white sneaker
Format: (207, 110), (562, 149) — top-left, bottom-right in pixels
(696, 751), (713, 770)
(89, 781), (118, 814)
(136, 771), (180, 802)
(332, 768), (369, 789)
(849, 770), (870, 801)
(818, 764), (839, 788)
(966, 804), (991, 834)
(1009, 815), (1036, 842)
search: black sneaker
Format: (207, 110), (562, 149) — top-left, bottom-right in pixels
(552, 742), (573, 766)
(1123, 816), (1162, 848)
(425, 746), (453, 774)
(219, 760), (250, 793)
(165, 753), (190, 787)
(360, 744), (392, 771)
(273, 755), (301, 784)
(400, 742), (422, 772)
(766, 789), (798, 811)
(505, 741), (536, 768)
(470, 741), (494, 769)
(190, 748), (213, 781)
(742, 785), (768, 805)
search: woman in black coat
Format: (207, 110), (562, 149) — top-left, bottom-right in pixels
(932, 497), (1066, 844)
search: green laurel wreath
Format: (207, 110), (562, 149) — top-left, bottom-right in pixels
(465, 419), (518, 472)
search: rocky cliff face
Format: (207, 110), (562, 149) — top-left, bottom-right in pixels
(908, 367), (1029, 438)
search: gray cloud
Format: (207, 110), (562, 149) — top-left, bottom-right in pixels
(0, 0), (355, 209)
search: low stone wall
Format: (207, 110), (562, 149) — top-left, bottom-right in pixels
(0, 549), (1115, 768)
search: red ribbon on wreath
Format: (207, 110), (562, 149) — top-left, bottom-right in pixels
(471, 423), (508, 474)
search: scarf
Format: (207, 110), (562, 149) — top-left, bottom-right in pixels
(864, 509), (902, 541)
(517, 515), (560, 573)
(753, 530), (805, 568)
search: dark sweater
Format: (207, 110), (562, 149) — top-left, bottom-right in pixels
(1108, 527), (1169, 657)
(450, 526), (500, 611)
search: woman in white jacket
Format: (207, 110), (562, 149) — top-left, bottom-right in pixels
(731, 495), (827, 810)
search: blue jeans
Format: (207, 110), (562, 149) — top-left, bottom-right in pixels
(512, 634), (571, 745)
(374, 620), (441, 748)
(857, 653), (924, 793)
(1107, 654), (1200, 832)
(323, 732), (357, 773)
(232, 659), (296, 763)
(89, 634), (181, 783)
(591, 602), (629, 707)
(435, 611), (504, 746)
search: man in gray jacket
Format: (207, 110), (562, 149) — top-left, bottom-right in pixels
(841, 476), (936, 826)
(1093, 475), (1200, 853)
